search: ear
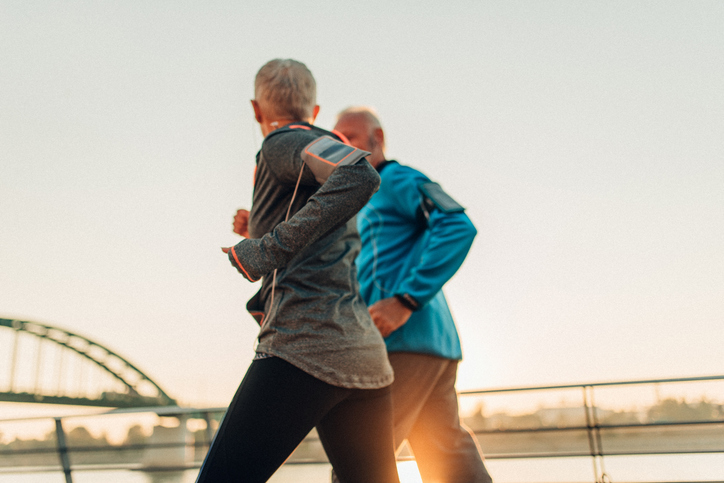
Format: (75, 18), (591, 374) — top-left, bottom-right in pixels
(251, 100), (263, 124)
(373, 127), (385, 151)
(310, 105), (321, 123)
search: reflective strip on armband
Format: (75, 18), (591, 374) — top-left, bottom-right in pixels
(301, 136), (371, 184)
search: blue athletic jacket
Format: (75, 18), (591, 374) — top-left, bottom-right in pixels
(356, 161), (477, 360)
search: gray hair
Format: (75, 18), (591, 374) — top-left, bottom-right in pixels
(336, 106), (382, 131)
(255, 59), (317, 121)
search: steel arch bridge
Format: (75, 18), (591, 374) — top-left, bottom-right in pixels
(0, 317), (176, 408)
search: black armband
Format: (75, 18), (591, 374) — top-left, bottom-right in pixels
(301, 136), (371, 184)
(419, 182), (465, 214)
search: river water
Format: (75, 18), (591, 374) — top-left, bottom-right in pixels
(2, 454), (723, 483)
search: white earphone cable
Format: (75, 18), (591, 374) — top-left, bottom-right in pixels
(266, 161), (306, 327)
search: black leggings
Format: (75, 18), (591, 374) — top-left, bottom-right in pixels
(196, 357), (399, 483)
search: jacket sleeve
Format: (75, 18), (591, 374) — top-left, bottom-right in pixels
(391, 170), (477, 308)
(229, 160), (380, 281)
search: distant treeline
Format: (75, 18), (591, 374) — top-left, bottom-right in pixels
(463, 396), (724, 431)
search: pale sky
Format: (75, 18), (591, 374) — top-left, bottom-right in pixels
(1, 1), (722, 409)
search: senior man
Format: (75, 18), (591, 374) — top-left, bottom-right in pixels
(333, 107), (493, 483)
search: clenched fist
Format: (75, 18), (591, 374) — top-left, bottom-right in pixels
(368, 297), (413, 338)
(232, 209), (250, 238)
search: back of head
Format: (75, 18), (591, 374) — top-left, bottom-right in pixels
(255, 59), (316, 121)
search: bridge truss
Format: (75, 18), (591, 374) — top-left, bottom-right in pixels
(0, 317), (175, 408)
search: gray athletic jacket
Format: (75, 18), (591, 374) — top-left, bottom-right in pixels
(228, 123), (393, 389)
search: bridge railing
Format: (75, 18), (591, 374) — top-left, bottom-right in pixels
(457, 374), (724, 482)
(0, 374), (723, 483)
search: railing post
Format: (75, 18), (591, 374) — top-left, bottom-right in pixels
(55, 417), (73, 483)
(590, 388), (610, 483)
(583, 385), (600, 482)
(583, 385), (610, 483)
(203, 411), (215, 447)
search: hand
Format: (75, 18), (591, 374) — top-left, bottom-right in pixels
(221, 243), (259, 282)
(368, 297), (413, 338)
(232, 209), (250, 238)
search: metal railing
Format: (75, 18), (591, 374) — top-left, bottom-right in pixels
(457, 374), (724, 482)
(1, 374), (722, 482)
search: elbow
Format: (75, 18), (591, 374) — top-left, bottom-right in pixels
(459, 215), (477, 243)
(367, 166), (382, 191)
(359, 165), (381, 198)
(468, 219), (478, 240)
(334, 162), (380, 198)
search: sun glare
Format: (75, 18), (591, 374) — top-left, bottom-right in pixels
(397, 460), (423, 483)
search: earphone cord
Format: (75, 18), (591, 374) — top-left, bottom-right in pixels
(267, 162), (306, 326)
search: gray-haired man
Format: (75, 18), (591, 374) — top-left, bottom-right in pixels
(201, 60), (399, 483)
